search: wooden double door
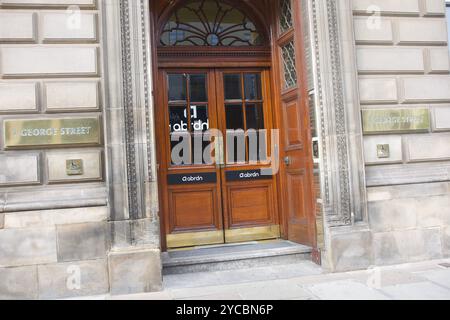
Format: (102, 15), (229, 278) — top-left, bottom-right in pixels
(157, 68), (281, 249)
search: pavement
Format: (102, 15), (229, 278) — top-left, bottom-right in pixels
(72, 258), (450, 300)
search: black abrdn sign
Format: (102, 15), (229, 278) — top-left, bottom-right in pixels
(168, 172), (217, 185)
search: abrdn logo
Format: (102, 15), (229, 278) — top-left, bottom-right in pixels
(182, 175), (204, 182)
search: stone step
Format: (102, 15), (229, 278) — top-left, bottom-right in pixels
(162, 240), (312, 275)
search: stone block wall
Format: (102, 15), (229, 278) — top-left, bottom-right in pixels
(0, 0), (110, 299)
(353, 0), (450, 265)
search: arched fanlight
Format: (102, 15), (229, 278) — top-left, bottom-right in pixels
(160, 0), (265, 46)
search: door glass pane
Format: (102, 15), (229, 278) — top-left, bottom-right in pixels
(281, 40), (298, 89)
(191, 105), (209, 132)
(279, 0), (293, 34)
(190, 74), (207, 102)
(246, 104), (266, 162)
(168, 74), (187, 102)
(226, 104), (245, 163)
(224, 74), (242, 100)
(191, 105), (210, 164)
(169, 106), (188, 133)
(244, 73), (262, 101)
(246, 104), (265, 130)
(169, 106), (190, 165)
(225, 104), (244, 130)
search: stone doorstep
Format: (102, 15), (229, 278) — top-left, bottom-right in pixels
(162, 241), (313, 275)
(163, 241), (311, 264)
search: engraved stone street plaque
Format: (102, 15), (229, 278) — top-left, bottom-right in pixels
(362, 108), (430, 134)
(3, 117), (101, 149)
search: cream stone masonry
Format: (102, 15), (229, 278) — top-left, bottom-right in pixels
(354, 18), (393, 44)
(0, 46), (98, 77)
(3, 206), (107, 229)
(397, 19), (448, 44)
(0, 0), (103, 188)
(363, 135), (403, 165)
(433, 106), (450, 130)
(0, 227), (57, 267)
(353, 0), (421, 15)
(41, 11), (97, 42)
(0, 0), (110, 299)
(44, 81), (100, 111)
(46, 149), (102, 183)
(406, 133), (450, 161)
(402, 76), (450, 102)
(37, 259), (108, 299)
(424, 0), (448, 15)
(0, 82), (38, 112)
(0, 154), (40, 185)
(359, 78), (398, 104)
(0, 11), (36, 42)
(357, 48), (425, 73)
(354, 0), (450, 266)
(428, 48), (450, 73)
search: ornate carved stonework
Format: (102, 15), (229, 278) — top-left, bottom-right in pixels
(310, 0), (354, 226)
(118, 0), (155, 222)
(119, 0), (139, 219)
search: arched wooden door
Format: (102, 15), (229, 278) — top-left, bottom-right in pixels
(151, 0), (317, 250)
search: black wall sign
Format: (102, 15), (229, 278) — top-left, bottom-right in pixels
(226, 169), (273, 181)
(168, 172), (217, 185)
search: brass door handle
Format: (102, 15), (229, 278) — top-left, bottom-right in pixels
(284, 156), (291, 166)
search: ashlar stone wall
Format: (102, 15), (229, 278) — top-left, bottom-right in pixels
(353, 0), (450, 265)
(0, 0), (110, 299)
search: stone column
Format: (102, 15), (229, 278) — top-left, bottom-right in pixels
(102, 0), (162, 294)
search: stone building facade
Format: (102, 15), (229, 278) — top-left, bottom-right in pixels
(0, 0), (449, 299)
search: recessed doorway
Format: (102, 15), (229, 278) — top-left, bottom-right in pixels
(152, 0), (317, 251)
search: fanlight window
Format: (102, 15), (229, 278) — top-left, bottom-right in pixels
(160, 0), (265, 46)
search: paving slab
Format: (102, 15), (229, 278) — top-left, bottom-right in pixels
(381, 282), (450, 300)
(178, 292), (243, 300)
(271, 261), (323, 280)
(170, 285), (237, 300)
(418, 269), (450, 289)
(304, 280), (390, 300)
(237, 281), (314, 300)
(109, 291), (174, 300)
(164, 271), (223, 289)
(215, 266), (280, 285)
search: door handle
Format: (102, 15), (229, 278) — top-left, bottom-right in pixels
(284, 156), (291, 166)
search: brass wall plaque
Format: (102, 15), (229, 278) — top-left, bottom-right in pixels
(3, 117), (101, 149)
(362, 108), (430, 134)
(377, 144), (390, 159)
(66, 159), (84, 176)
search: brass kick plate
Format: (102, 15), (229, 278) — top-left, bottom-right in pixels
(225, 225), (281, 244)
(166, 230), (224, 249)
